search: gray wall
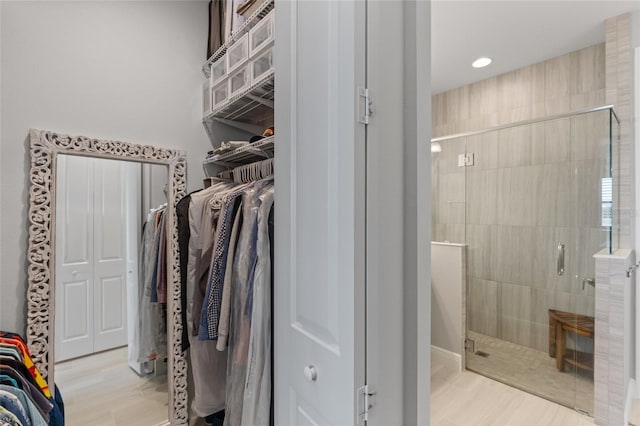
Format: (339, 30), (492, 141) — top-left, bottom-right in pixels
(432, 44), (608, 351)
(0, 1), (211, 335)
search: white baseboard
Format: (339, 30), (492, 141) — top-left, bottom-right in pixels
(626, 378), (636, 426)
(431, 345), (462, 372)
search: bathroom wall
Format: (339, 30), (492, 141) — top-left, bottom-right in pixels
(432, 44), (605, 244)
(431, 44), (608, 351)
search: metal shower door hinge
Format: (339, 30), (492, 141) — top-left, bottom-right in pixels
(465, 338), (475, 353)
(357, 384), (376, 423)
(358, 87), (374, 124)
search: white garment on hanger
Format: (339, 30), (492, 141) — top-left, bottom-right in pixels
(241, 185), (274, 426)
(186, 184), (230, 417)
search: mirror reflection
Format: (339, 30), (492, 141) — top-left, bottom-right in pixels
(52, 155), (170, 425)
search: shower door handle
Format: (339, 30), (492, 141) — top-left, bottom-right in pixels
(557, 243), (565, 276)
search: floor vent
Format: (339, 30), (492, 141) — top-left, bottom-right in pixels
(475, 350), (490, 358)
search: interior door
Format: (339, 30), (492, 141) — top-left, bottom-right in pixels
(92, 158), (129, 352)
(55, 154), (95, 361)
(55, 155), (130, 361)
(274, 0), (366, 424)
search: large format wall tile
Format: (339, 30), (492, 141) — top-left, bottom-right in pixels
(431, 41), (608, 353)
(468, 277), (499, 337)
(497, 126), (532, 168)
(545, 53), (572, 100)
(466, 132), (498, 170)
(466, 224), (499, 282)
(571, 43), (605, 97)
(465, 169), (498, 225)
(500, 282), (532, 321)
(543, 118), (572, 164)
(495, 226), (534, 286)
(497, 167), (537, 227)
(469, 76), (498, 118)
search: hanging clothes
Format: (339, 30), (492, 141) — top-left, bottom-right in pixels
(178, 172), (274, 426)
(199, 185), (247, 340)
(133, 206), (169, 365)
(240, 185), (274, 426)
(185, 183), (236, 418)
(0, 331), (64, 426)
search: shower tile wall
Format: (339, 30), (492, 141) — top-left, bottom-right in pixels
(432, 43), (606, 352)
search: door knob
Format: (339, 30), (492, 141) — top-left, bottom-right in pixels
(304, 365), (317, 382)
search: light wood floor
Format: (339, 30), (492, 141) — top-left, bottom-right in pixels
(431, 351), (595, 426)
(54, 345), (635, 425)
(55, 347), (169, 426)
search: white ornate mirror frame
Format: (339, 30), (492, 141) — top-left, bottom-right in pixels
(26, 129), (189, 424)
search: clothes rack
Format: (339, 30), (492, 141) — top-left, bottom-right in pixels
(177, 175), (274, 425)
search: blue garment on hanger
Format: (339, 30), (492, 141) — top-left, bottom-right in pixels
(0, 389), (31, 426)
(47, 386), (64, 426)
(0, 376), (18, 389)
(0, 385), (47, 426)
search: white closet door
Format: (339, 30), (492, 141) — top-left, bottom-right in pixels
(92, 158), (129, 352)
(55, 155), (95, 361)
(274, 1), (366, 424)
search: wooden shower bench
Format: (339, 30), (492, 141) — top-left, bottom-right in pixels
(548, 309), (594, 372)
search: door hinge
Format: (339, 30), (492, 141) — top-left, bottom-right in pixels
(357, 384), (376, 423)
(358, 87), (374, 125)
(457, 153), (475, 167)
(465, 338), (475, 353)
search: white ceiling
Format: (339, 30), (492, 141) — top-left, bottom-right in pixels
(431, 0), (640, 94)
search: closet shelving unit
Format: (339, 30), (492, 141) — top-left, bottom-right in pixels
(202, 0), (275, 177)
(203, 72), (274, 138)
(203, 135), (274, 168)
(202, 0), (275, 76)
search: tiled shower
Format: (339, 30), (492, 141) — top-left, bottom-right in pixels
(431, 107), (619, 413)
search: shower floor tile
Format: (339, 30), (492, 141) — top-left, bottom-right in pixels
(465, 331), (594, 415)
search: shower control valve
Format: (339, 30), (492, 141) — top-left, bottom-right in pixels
(582, 277), (595, 290)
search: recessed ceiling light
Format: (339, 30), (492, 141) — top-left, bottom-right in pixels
(472, 57), (492, 68)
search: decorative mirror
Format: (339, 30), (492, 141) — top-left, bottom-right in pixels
(26, 129), (189, 424)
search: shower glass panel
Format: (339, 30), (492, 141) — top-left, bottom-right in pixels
(435, 107), (617, 415)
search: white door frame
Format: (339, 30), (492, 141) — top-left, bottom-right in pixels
(274, 0), (431, 424)
(365, 1), (431, 424)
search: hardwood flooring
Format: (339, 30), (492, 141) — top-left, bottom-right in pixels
(55, 347), (169, 426)
(54, 345), (629, 425)
(431, 349), (595, 426)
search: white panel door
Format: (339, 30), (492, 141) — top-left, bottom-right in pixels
(274, 1), (366, 424)
(55, 155), (94, 361)
(93, 158), (129, 352)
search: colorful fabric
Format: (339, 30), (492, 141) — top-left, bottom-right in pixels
(0, 334), (50, 398)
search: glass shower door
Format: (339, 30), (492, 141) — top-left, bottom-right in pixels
(464, 108), (614, 415)
(568, 108), (614, 414)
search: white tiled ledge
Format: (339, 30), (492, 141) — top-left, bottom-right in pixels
(431, 241), (466, 248)
(593, 248), (633, 260)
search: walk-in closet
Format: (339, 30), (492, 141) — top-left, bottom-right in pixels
(4, 1), (429, 425)
(185, 0), (276, 424)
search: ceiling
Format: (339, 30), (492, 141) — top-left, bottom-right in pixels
(431, 0), (640, 94)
